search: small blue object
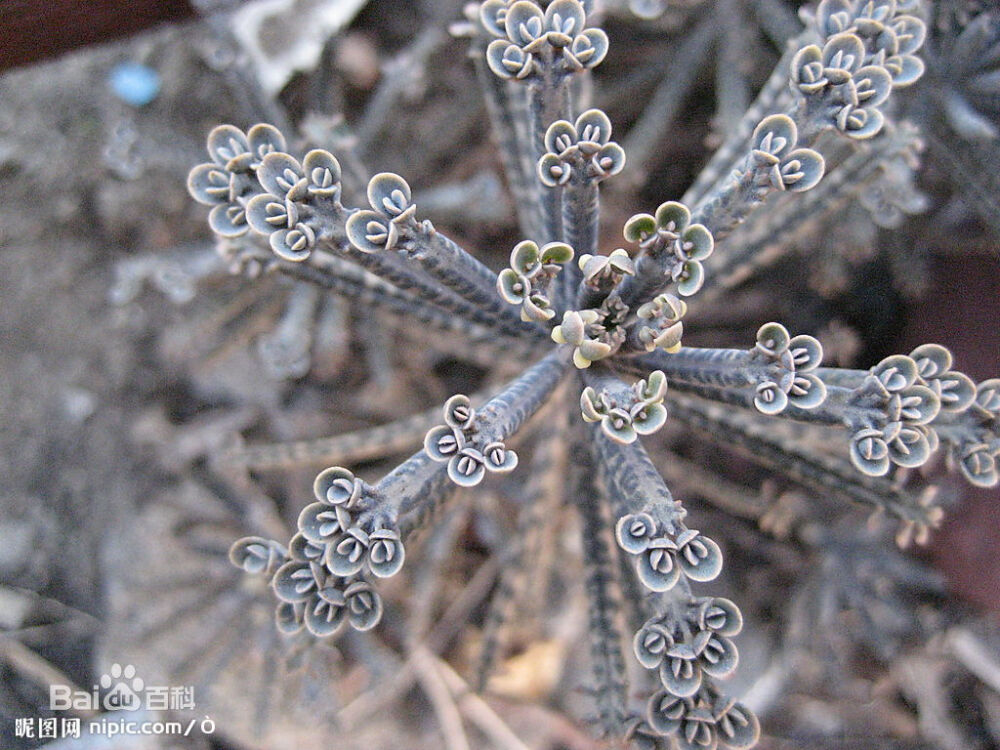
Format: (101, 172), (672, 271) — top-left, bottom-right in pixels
(110, 62), (161, 107)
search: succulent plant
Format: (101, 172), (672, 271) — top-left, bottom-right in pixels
(178, 1), (999, 747)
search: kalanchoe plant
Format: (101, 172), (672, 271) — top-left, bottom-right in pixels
(497, 239), (575, 321)
(538, 108), (626, 186)
(177, 0), (1000, 746)
(633, 292), (687, 354)
(580, 369), (669, 443)
(623, 200), (716, 298)
(483, 0), (609, 81)
(424, 393), (521, 486)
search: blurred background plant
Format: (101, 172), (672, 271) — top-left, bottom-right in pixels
(0, 1), (998, 749)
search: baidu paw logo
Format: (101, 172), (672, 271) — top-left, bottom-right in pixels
(100, 663), (144, 711)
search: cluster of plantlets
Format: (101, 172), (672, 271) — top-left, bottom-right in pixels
(184, 0), (999, 746)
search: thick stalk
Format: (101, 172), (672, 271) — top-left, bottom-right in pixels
(558, 177), (597, 310)
(528, 73), (572, 244)
(276, 253), (525, 346)
(668, 393), (940, 526)
(573, 445), (630, 737)
(397, 225), (529, 330)
(588, 426), (683, 525)
(472, 48), (545, 239)
(626, 347), (762, 390)
(314, 199), (539, 338)
(682, 42), (800, 207)
(563, 179), (599, 258)
(477, 349), (572, 438)
(388, 350), (571, 524)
